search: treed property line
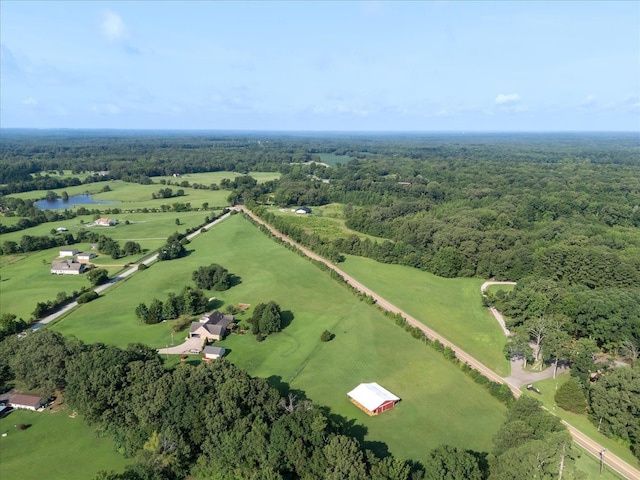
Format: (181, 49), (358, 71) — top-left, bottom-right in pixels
(237, 205), (640, 480)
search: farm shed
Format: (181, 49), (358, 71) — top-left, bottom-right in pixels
(8, 393), (45, 411)
(348, 383), (400, 416)
(59, 248), (78, 257)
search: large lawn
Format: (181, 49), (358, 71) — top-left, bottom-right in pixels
(0, 408), (128, 480)
(338, 256), (510, 376)
(51, 213), (507, 465)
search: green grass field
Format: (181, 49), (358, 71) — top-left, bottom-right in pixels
(0, 211), (223, 320)
(50, 213), (507, 464)
(521, 374), (639, 467)
(316, 153), (352, 166)
(0, 408), (129, 480)
(338, 256), (510, 376)
(151, 171), (280, 185)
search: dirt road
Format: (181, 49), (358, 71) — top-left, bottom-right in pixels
(238, 206), (640, 480)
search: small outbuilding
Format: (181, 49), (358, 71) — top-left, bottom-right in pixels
(347, 382), (400, 416)
(203, 346), (226, 361)
(295, 206), (312, 214)
(77, 252), (96, 263)
(59, 248), (79, 257)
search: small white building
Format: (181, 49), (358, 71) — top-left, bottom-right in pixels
(95, 218), (115, 226)
(56, 227), (68, 232)
(295, 206), (312, 214)
(59, 248), (79, 257)
(77, 252), (96, 263)
(203, 346), (226, 360)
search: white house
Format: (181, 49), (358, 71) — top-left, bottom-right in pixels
(59, 248), (79, 257)
(295, 206), (312, 214)
(56, 227), (68, 232)
(51, 259), (85, 275)
(7, 393), (45, 411)
(95, 218), (115, 226)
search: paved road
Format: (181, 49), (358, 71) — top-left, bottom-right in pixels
(31, 210), (235, 331)
(239, 206), (640, 480)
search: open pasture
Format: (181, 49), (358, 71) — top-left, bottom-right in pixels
(151, 171), (281, 185)
(51, 213), (507, 463)
(316, 153), (352, 166)
(338, 256), (510, 376)
(266, 203), (385, 242)
(0, 408), (129, 480)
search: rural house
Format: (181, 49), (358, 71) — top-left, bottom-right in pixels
(189, 310), (235, 341)
(95, 218), (115, 226)
(59, 248), (79, 257)
(203, 345), (226, 361)
(6, 393), (45, 411)
(347, 382), (400, 416)
(51, 259), (85, 275)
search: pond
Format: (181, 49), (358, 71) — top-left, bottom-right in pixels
(34, 194), (116, 210)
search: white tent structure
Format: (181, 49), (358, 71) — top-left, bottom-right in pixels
(347, 382), (400, 415)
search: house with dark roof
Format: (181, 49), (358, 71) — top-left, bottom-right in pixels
(51, 259), (85, 275)
(189, 310), (235, 341)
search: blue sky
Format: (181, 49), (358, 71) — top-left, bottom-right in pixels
(1, 1), (638, 131)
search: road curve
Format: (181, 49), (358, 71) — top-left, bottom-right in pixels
(480, 281), (517, 336)
(238, 206), (640, 480)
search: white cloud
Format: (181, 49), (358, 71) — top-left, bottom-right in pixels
(101, 11), (126, 43)
(495, 93), (521, 105)
(22, 97), (37, 106)
(580, 94), (596, 106)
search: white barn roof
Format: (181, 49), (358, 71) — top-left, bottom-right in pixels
(347, 383), (399, 411)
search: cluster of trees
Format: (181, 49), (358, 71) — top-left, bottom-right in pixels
(158, 232), (187, 261)
(151, 187), (185, 199)
(0, 197), (76, 234)
(248, 301), (284, 337)
(31, 288), (93, 320)
(191, 263), (237, 291)
(135, 286), (209, 324)
(1, 232), (76, 255)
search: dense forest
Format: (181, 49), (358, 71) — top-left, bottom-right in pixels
(1, 130), (639, 470)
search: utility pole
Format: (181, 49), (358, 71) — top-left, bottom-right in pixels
(599, 449), (607, 476)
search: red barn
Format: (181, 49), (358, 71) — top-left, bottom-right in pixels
(347, 382), (400, 416)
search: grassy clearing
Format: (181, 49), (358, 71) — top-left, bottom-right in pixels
(0, 408), (128, 480)
(486, 284), (515, 295)
(316, 153), (352, 166)
(31, 170), (93, 181)
(521, 374), (639, 467)
(338, 256), (510, 376)
(152, 171), (280, 185)
(52, 214), (507, 464)
(265, 203), (385, 242)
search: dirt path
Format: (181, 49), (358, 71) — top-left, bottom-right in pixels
(238, 206), (639, 480)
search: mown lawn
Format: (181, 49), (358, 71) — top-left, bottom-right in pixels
(51, 213), (507, 465)
(338, 256), (510, 376)
(0, 408), (129, 480)
(152, 171), (280, 185)
(522, 374), (639, 467)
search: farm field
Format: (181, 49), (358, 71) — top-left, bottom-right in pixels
(0, 408), (129, 480)
(51, 213), (507, 464)
(266, 203), (386, 242)
(522, 374), (639, 467)
(338, 256), (510, 376)
(151, 171), (281, 185)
